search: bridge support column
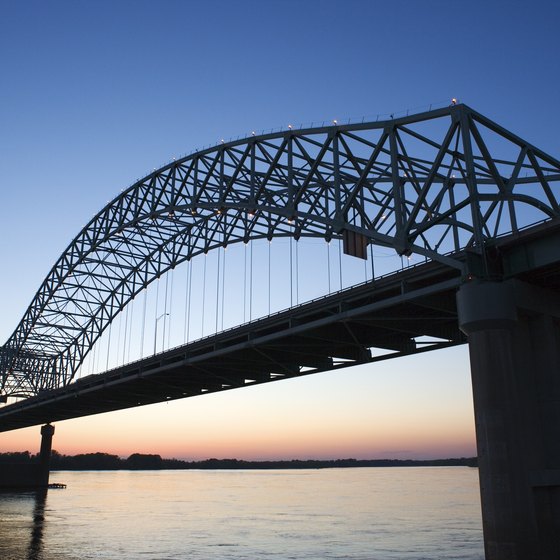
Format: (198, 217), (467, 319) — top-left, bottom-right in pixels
(39, 423), (55, 487)
(457, 280), (560, 560)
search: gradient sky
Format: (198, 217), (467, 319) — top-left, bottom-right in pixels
(1, 0), (559, 461)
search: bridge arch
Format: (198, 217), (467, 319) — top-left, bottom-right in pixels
(2, 103), (560, 398)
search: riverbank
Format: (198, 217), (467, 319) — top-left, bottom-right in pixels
(1, 451), (477, 470)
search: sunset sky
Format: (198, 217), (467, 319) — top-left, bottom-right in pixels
(1, 0), (559, 461)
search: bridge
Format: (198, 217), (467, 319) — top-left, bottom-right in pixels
(1, 103), (560, 559)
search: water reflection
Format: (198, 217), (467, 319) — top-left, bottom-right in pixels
(1, 469), (484, 559)
(0, 488), (47, 560)
(29, 489), (47, 560)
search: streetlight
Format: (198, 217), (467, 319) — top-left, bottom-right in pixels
(154, 312), (169, 355)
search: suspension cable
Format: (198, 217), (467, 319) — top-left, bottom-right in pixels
(162, 273), (169, 351)
(85, 344), (91, 375)
(105, 321), (112, 372)
(153, 278), (160, 351)
(122, 302), (129, 366)
(117, 305), (124, 366)
(185, 258), (193, 344)
(268, 240), (271, 315)
(243, 243), (247, 323)
(91, 339), (97, 375)
(183, 260), (189, 343)
(141, 288), (147, 358)
(289, 236), (293, 307)
(127, 296), (134, 363)
(115, 309), (121, 366)
(215, 246), (221, 334)
(338, 238), (343, 290)
(167, 269), (174, 349)
(327, 241), (331, 294)
(249, 240), (253, 321)
(221, 247), (226, 330)
(96, 336), (101, 373)
(201, 254), (207, 336)
(295, 239), (299, 304)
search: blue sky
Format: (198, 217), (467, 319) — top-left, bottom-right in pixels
(1, 0), (559, 459)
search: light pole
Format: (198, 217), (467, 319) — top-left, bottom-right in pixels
(154, 312), (169, 355)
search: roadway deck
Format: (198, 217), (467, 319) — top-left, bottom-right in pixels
(2, 220), (560, 431)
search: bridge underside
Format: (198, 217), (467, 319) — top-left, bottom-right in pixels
(0, 259), (465, 431)
(2, 221), (560, 433)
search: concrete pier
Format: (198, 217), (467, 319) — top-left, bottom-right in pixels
(0, 424), (55, 489)
(39, 423), (55, 487)
(457, 280), (560, 560)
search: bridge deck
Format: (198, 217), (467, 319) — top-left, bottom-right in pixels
(0, 259), (465, 431)
(2, 220), (560, 432)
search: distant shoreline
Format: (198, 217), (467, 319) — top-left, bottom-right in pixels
(1, 451), (477, 470)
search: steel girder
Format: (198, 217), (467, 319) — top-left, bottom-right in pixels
(1, 103), (560, 397)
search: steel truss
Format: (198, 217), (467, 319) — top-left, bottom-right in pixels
(1, 104), (560, 397)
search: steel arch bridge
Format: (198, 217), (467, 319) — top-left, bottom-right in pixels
(1, 103), (560, 399)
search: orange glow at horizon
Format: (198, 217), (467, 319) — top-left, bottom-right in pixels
(0, 417), (476, 462)
(0, 348), (477, 462)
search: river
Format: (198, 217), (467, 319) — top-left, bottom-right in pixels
(0, 467), (484, 559)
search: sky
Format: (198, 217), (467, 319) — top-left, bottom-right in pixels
(1, 0), (559, 461)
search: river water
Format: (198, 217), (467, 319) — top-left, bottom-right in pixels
(0, 467), (484, 560)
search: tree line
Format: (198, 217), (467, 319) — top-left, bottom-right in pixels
(0, 451), (477, 470)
